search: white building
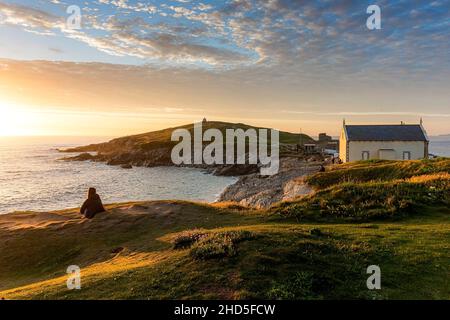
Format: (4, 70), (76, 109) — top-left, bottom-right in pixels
(339, 121), (429, 163)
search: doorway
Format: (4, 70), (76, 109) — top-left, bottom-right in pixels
(362, 151), (370, 160)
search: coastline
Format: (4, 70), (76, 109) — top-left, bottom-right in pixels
(0, 157), (317, 215)
(2, 131), (447, 215)
(0, 143), (237, 214)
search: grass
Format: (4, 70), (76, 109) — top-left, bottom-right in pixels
(305, 158), (450, 189)
(0, 160), (449, 300)
(63, 121), (314, 153)
(1, 212), (448, 300)
(0, 200), (263, 291)
(274, 173), (450, 221)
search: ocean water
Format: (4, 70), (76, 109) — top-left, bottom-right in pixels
(429, 140), (450, 157)
(0, 137), (237, 214)
(0, 137), (448, 214)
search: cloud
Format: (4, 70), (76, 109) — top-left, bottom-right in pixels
(282, 111), (450, 118)
(0, 2), (251, 66)
(110, 31), (251, 65)
(49, 47), (63, 53)
(0, 2), (63, 32)
(0, 0), (449, 75)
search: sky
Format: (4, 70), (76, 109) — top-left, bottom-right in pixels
(0, 0), (449, 137)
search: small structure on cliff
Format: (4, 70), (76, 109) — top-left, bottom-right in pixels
(317, 132), (339, 152)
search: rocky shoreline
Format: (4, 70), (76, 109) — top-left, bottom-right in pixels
(59, 151), (260, 176)
(59, 122), (324, 208)
(218, 157), (320, 208)
(61, 150), (321, 208)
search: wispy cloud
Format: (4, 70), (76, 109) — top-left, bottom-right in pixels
(282, 111), (450, 118)
(1, 0), (448, 73)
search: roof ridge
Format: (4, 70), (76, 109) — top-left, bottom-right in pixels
(343, 124), (428, 141)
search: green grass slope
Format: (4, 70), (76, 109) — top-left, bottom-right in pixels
(63, 121), (314, 153)
(1, 160), (449, 300)
(305, 158), (450, 189)
(273, 159), (450, 222)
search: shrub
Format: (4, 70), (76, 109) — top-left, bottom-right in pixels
(268, 271), (316, 300)
(190, 230), (255, 260)
(173, 230), (208, 249)
(310, 228), (324, 237)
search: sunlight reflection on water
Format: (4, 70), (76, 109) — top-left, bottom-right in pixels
(0, 137), (237, 214)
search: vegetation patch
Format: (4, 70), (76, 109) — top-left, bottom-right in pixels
(189, 230), (255, 260)
(275, 173), (450, 221)
(173, 230), (209, 249)
(310, 228), (326, 237)
(236, 231), (396, 300)
(1, 210), (449, 300)
(268, 271), (316, 300)
(306, 158), (450, 190)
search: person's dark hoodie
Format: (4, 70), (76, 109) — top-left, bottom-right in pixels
(80, 188), (105, 219)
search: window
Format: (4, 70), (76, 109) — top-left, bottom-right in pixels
(403, 151), (411, 160)
(362, 151), (370, 160)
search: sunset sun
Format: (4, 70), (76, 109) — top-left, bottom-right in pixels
(0, 102), (35, 136)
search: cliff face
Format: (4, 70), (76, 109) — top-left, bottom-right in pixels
(60, 121), (315, 175)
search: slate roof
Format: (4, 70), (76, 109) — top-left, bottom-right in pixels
(344, 125), (428, 141)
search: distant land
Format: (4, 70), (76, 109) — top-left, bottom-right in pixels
(430, 134), (450, 141)
(60, 121), (315, 176)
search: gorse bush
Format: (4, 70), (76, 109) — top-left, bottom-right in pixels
(173, 229), (255, 259)
(190, 230), (255, 260)
(190, 234), (236, 259)
(173, 230), (208, 249)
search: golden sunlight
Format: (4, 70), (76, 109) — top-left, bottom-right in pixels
(0, 101), (36, 136)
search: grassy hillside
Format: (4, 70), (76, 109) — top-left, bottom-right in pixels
(63, 121), (314, 153)
(1, 159), (449, 300)
(275, 159), (450, 221)
(305, 158), (450, 189)
(60, 121), (315, 170)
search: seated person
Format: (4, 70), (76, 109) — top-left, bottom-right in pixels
(80, 188), (105, 219)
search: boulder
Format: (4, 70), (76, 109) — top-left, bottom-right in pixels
(60, 152), (96, 161)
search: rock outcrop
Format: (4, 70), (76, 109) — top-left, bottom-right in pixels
(218, 158), (320, 208)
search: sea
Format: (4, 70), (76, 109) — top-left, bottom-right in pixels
(429, 140), (450, 158)
(0, 136), (237, 214)
(0, 137), (448, 215)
